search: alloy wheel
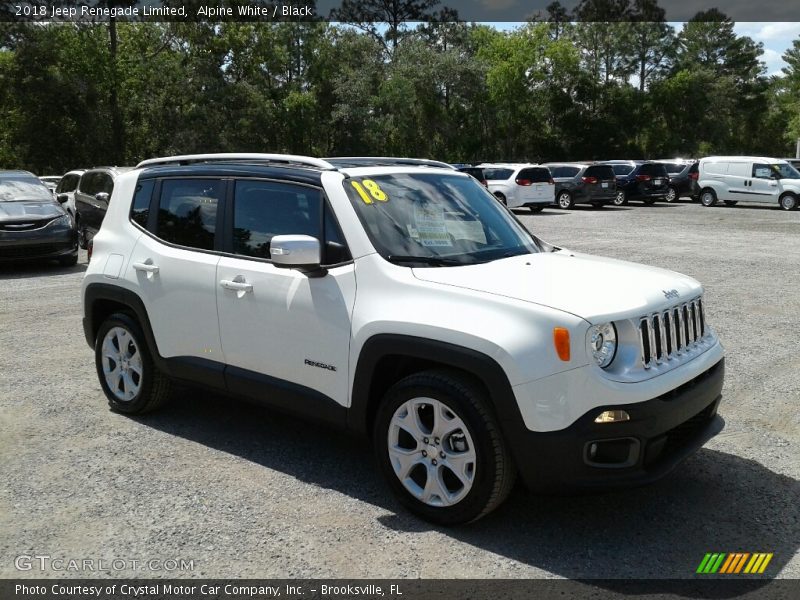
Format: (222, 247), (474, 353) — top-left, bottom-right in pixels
(101, 327), (143, 402)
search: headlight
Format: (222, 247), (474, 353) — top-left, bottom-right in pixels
(589, 323), (617, 368)
(49, 214), (72, 228)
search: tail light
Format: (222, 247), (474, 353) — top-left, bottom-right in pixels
(636, 174), (651, 182)
(581, 176), (598, 184)
(87, 239), (93, 263)
(548, 178), (554, 185)
(516, 178), (532, 186)
(689, 172), (699, 180)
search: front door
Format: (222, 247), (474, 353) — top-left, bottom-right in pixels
(749, 163), (781, 204)
(216, 179), (356, 410)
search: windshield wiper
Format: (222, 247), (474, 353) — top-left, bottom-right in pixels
(386, 255), (464, 266)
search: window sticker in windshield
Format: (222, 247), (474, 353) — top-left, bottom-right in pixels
(412, 205), (452, 247)
(351, 179), (389, 205)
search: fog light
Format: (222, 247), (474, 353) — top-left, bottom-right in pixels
(594, 410), (630, 423)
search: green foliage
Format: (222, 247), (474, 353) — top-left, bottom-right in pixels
(0, 17), (794, 174)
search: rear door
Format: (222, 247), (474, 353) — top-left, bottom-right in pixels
(725, 162), (751, 200)
(515, 167), (554, 204)
(127, 177), (226, 373)
(582, 165), (616, 200)
(635, 163), (669, 197)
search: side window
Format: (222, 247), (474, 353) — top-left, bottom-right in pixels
(549, 167), (565, 178)
(232, 180), (322, 259)
(130, 179), (154, 228)
(56, 174), (75, 194)
(584, 165), (613, 179)
(752, 164), (772, 179)
(517, 168), (551, 183)
(156, 179), (223, 251)
(78, 173), (96, 194)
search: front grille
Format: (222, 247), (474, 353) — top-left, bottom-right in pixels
(0, 218), (54, 231)
(639, 297), (706, 368)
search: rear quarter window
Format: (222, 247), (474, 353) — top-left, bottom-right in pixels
(662, 163), (686, 174)
(550, 166), (581, 178)
(482, 168), (514, 180)
(703, 162), (727, 175)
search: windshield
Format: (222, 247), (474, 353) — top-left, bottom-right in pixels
(772, 163), (800, 179)
(343, 172), (540, 266)
(0, 176), (53, 201)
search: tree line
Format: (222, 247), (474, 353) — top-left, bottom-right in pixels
(1, 0), (800, 174)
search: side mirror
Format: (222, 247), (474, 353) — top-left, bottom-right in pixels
(270, 235), (327, 277)
(56, 193), (69, 204)
(95, 192), (110, 203)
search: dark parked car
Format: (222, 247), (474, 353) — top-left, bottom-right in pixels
(456, 166), (488, 188)
(74, 166), (131, 249)
(542, 163), (617, 209)
(0, 170), (78, 266)
(655, 159), (700, 202)
(598, 161), (670, 206)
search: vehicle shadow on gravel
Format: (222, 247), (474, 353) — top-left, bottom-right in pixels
(138, 390), (798, 586)
(0, 260), (86, 279)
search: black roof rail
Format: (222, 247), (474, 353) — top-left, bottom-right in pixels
(325, 157), (457, 170)
(136, 153), (336, 170)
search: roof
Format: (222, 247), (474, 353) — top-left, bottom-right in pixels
(0, 170), (37, 178)
(701, 156), (788, 163)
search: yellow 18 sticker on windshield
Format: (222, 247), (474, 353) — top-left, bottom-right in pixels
(351, 179), (388, 204)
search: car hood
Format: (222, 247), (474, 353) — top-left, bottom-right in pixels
(0, 201), (64, 222)
(411, 251), (702, 322)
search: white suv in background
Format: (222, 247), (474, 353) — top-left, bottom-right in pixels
(82, 154), (725, 524)
(698, 156), (800, 210)
(478, 163), (555, 212)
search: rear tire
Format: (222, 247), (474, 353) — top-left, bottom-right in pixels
(613, 190), (627, 206)
(373, 370), (516, 525)
(665, 186), (678, 202)
(494, 192), (507, 206)
(780, 194), (797, 211)
(700, 189), (717, 207)
(557, 191), (574, 209)
(95, 313), (172, 414)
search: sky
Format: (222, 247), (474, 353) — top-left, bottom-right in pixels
(493, 22), (800, 77)
(733, 22), (800, 76)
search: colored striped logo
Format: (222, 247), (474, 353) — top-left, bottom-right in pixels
(696, 553), (773, 574)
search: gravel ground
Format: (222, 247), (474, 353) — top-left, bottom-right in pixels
(0, 199), (798, 581)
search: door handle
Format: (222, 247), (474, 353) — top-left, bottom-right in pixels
(133, 258), (158, 279)
(220, 279), (253, 293)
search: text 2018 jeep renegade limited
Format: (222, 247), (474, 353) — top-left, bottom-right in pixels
(81, 154), (725, 524)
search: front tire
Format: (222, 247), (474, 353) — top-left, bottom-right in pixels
(613, 190), (627, 206)
(780, 194), (797, 211)
(95, 313), (172, 414)
(700, 189), (717, 207)
(373, 370), (516, 525)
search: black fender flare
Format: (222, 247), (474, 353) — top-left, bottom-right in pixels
(348, 334), (528, 450)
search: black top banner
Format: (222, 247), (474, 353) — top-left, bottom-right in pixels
(2, 0), (800, 23)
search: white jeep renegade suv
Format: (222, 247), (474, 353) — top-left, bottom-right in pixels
(82, 154), (725, 524)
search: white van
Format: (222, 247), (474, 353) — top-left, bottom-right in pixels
(697, 156), (800, 210)
(478, 163), (555, 212)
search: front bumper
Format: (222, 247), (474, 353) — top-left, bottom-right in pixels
(0, 227), (78, 262)
(508, 358), (725, 493)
